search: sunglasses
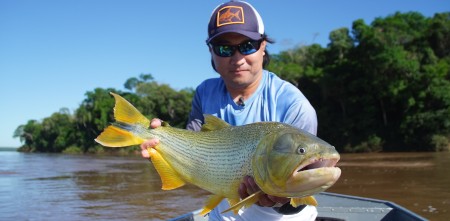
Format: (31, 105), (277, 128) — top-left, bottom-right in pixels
(209, 40), (263, 57)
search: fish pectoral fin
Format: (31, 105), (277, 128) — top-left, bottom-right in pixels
(95, 125), (144, 147)
(200, 195), (225, 216)
(290, 196), (318, 208)
(221, 191), (264, 214)
(147, 147), (185, 190)
(201, 114), (231, 131)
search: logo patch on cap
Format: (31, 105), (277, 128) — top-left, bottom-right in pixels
(217, 6), (244, 27)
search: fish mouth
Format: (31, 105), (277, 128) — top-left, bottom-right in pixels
(284, 154), (341, 196)
(295, 156), (339, 173)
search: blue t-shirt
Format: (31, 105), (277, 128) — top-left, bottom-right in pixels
(186, 70), (317, 135)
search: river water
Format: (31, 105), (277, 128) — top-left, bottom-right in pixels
(1, 150), (448, 221)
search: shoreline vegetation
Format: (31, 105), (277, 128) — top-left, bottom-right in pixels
(13, 12), (450, 154)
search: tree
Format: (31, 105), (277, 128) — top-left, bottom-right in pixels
(268, 12), (450, 152)
(14, 109), (77, 152)
(74, 88), (119, 152)
(124, 73), (154, 91)
(14, 120), (40, 151)
(135, 80), (194, 128)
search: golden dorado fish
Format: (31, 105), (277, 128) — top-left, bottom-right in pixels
(95, 92), (341, 215)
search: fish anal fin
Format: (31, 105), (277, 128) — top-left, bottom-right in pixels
(110, 92), (150, 128)
(95, 125), (144, 147)
(221, 191), (264, 214)
(226, 198), (241, 214)
(290, 196), (318, 208)
(147, 148), (185, 190)
(201, 114), (230, 131)
(227, 198), (240, 208)
(200, 195), (225, 216)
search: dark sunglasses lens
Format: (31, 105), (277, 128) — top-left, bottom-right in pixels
(239, 41), (260, 55)
(212, 40), (261, 57)
(214, 45), (234, 57)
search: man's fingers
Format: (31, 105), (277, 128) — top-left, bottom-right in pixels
(140, 139), (159, 150)
(150, 118), (162, 128)
(238, 183), (249, 199)
(244, 176), (260, 194)
(139, 118), (162, 159)
(240, 176), (290, 207)
(141, 149), (150, 158)
(139, 139), (160, 158)
(268, 195), (290, 204)
(258, 194), (277, 207)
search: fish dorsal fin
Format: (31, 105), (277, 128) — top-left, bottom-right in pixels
(201, 114), (230, 132)
(290, 196), (318, 208)
(221, 191), (264, 214)
(110, 92), (150, 128)
(147, 147), (185, 190)
(200, 195), (225, 216)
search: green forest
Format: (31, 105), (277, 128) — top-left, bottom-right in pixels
(14, 12), (450, 153)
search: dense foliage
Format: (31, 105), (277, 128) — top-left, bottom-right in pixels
(14, 12), (450, 153)
(14, 74), (195, 153)
(268, 12), (450, 152)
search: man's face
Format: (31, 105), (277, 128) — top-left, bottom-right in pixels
(210, 33), (266, 90)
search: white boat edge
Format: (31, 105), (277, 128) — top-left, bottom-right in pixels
(168, 192), (428, 221)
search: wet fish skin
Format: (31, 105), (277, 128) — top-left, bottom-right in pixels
(95, 92), (341, 215)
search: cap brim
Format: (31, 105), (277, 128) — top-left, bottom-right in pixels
(207, 30), (263, 44)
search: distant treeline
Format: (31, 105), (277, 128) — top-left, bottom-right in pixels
(14, 12), (450, 153)
(14, 75), (194, 154)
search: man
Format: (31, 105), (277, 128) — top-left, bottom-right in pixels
(141, 1), (318, 220)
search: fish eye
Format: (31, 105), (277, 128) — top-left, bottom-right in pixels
(296, 146), (306, 155)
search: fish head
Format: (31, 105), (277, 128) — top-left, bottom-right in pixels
(252, 129), (341, 197)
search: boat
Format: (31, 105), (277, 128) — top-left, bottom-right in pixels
(168, 192), (428, 221)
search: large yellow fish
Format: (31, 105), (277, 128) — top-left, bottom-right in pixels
(95, 92), (341, 215)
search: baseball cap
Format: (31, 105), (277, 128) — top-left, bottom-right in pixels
(206, 0), (265, 44)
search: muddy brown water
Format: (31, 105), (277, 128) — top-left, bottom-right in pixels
(1, 151), (448, 220)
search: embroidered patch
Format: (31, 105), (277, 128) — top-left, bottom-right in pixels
(217, 6), (244, 27)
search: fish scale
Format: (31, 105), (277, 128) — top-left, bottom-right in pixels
(148, 125), (272, 196)
(95, 92), (341, 215)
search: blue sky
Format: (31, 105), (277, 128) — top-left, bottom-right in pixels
(1, 0), (448, 147)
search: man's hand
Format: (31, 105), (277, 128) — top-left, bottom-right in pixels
(238, 176), (290, 207)
(140, 118), (163, 158)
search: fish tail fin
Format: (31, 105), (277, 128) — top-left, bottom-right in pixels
(95, 125), (145, 147)
(221, 191), (263, 214)
(95, 92), (150, 147)
(290, 195), (318, 208)
(200, 195), (225, 216)
(109, 92), (150, 128)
